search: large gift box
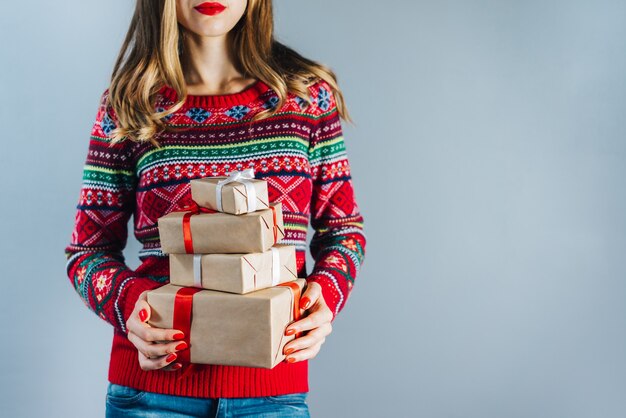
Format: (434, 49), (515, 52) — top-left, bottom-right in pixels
(190, 170), (270, 215)
(147, 279), (306, 369)
(169, 243), (298, 294)
(158, 202), (284, 254)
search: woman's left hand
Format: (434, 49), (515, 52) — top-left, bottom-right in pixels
(282, 281), (334, 363)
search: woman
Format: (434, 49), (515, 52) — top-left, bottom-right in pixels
(64, 0), (366, 416)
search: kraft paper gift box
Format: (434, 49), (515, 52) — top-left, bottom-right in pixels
(146, 278), (306, 369)
(169, 243), (298, 294)
(158, 202), (284, 254)
(190, 171), (270, 215)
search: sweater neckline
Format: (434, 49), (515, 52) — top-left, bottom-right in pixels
(159, 79), (270, 108)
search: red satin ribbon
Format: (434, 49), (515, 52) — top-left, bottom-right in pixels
(269, 205), (278, 244)
(173, 200), (217, 253)
(172, 286), (202, 380)
(277, 281), (303, 338)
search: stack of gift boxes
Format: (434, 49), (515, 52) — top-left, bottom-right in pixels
(146, 170), (305, 370)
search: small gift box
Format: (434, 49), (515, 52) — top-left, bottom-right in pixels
(147, 279), (306, 369)
(158, 201), (285, 254)
(169, 244), (298, 294)
(190, 169), (270, 215)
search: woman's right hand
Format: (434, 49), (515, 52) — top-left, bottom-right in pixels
(125, 290), (187, 371)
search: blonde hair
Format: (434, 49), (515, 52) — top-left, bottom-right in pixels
(106, 0), (352, 147)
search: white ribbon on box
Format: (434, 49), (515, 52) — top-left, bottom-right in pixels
(215, 168), (257, 213)
(193, 254), (203, 288)
(191, 248), (282, 289)
(270, 247), (280, 286)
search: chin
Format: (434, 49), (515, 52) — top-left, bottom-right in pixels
(182, 19), (230, 37)
(197, 26), (231, 37)
(188, 15), (241, 36)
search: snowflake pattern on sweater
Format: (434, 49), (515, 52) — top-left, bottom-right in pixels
(64, 78), (366, 337)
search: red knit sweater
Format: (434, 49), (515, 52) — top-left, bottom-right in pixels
(64, 78), (366, 398)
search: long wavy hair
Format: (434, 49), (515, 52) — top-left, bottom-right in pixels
(106, 0), (352, 147)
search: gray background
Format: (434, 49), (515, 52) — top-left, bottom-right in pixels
(1, 0), (625, 417)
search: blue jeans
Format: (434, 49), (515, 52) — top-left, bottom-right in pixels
(105, 383), (310, 417)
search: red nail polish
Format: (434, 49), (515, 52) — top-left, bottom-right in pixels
(173, 332), (185, 340)
(300, 297), (311, 310)
(175, 342), (188, 351)
(285, 328), (296, 336)
(166, 353), (177, 363)
(287, 357), (296, 363)
(138, 309), (147, 322)
(285, 347), (295, 355)
(172, 363), (182, 370)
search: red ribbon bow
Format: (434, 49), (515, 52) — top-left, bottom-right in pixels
(172, 199), (218, 253)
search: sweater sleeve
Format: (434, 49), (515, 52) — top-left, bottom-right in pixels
(306, 80), (367, 322)
(64, 89), (164, 335)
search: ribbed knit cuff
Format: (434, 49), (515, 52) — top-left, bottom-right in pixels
(305, 273), (339, 323)
(121, 277), (165, 334)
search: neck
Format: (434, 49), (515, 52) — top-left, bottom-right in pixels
(180, 30), (248, 94)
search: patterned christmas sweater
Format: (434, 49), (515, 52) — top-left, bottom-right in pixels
(64, 78), (366, 398)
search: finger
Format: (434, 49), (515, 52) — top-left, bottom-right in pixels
(135, 297), (151, 323)
(127, 314), (185, 343)
(299, 282), (322, 311)
(127, 298), (145, 330)
(161, 362), (183, 372)
(128, 332), (188, 360)
(125, 291), (151, 332)
(138, 350), (180, 371)
(283, 326), (329, 355)
(285, 306), (333, 335)
(284, 341), (323, 364)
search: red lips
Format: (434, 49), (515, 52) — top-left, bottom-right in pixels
(194, 2), (226, 16)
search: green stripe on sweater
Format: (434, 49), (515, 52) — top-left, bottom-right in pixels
(136, 136), (309, 170)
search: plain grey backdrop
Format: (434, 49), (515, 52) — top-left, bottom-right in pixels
(1, 0), (625, 417)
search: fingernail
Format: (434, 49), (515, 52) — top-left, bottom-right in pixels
(166, 353), (177, 363)
(285, 328), (296, 336)
(287, 357), (296, 363)
(138, 309), (148, 322)
(175, 342), (188, 351)
(300, 297), (311, 310)
(285, 347), (295, 355)
(172, 363), (182, 370)
(173, 332), (185, 340)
